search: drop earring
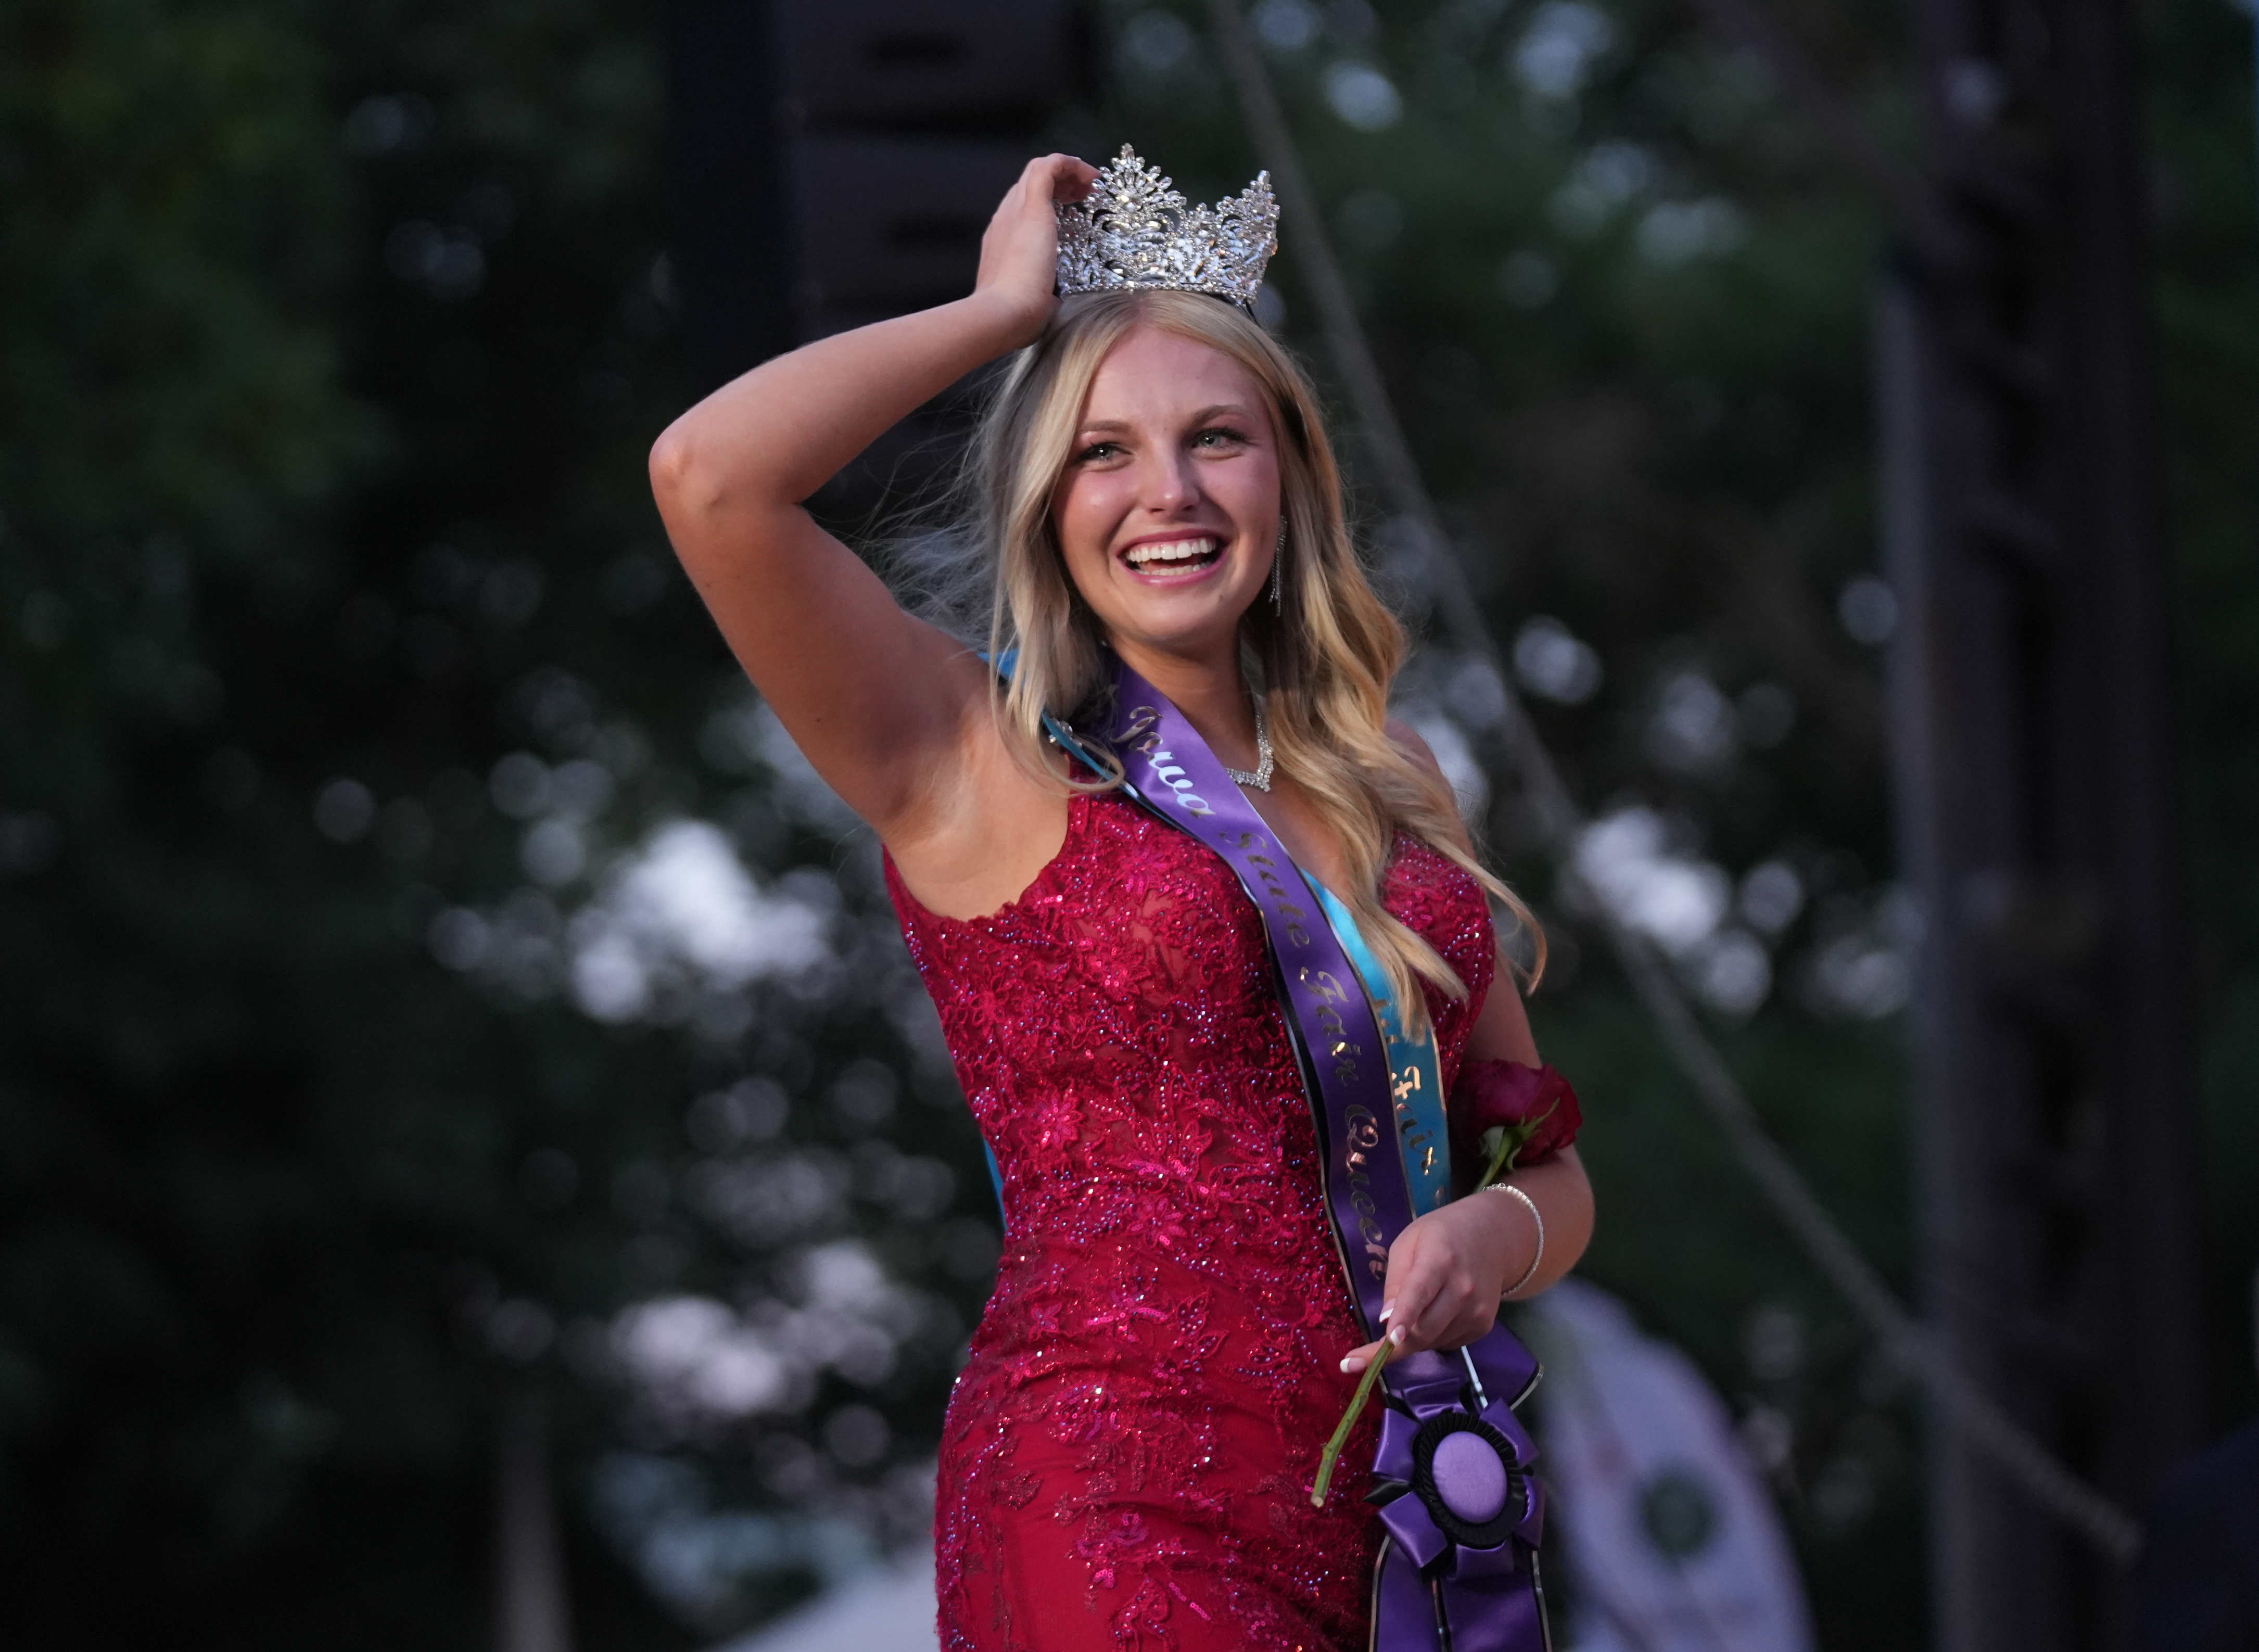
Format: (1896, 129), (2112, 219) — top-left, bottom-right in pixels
(1270, 522), (1286, 613)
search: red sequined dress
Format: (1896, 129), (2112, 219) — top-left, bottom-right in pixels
(886, 784), (1495, 1651)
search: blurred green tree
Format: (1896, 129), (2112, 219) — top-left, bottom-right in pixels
(2, 0), (998, 1644)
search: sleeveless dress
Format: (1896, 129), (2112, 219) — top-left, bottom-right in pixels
(886, 785), (1496, 1652)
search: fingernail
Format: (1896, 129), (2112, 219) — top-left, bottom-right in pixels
(1340, 1355), (1362, 1374)
(1388, 1326), (1406, 1346)
(1378, 1301), (1395, 1323)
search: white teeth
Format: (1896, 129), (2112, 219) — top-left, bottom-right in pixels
(1124, 537), (1220, 568)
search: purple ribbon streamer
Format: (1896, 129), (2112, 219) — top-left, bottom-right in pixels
(1084, 657), (1549, 1652)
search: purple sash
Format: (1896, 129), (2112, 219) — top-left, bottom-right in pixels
(1074, 656), (1551, 1652)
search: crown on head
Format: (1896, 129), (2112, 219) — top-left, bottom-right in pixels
(1055, 147), (1279, 311)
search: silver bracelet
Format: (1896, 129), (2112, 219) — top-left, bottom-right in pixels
(1490, 1182), (1545, 1300)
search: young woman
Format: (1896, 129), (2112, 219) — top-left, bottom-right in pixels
(650, 152), (1593, 1652)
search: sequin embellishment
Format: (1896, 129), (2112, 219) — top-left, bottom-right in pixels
(886, 789), (1494, 1651)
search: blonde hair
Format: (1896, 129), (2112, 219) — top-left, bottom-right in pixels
(944, 288), (1540, 1023)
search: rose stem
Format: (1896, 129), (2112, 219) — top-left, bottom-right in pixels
(1311, 1340), (1394, 1508)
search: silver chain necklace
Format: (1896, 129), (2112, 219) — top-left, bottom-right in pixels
(1225, 698), (1274, 791)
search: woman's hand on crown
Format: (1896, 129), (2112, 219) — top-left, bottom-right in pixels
(973, 153), (1099, 346)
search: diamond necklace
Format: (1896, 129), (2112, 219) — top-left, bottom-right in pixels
(1225, 698), (1274, 791)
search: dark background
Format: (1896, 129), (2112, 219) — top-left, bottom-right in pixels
(1, 0), (2252, 1646)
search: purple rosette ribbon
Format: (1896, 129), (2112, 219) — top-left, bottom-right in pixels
(1368, 1354), (1548, 1652)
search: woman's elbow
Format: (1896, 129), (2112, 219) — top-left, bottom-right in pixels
(649, 420), (784, 529)
(1530, 1148), (1594, 1262)
(1558, 1150), (1596, 1259)
(648, 418), (708, 514)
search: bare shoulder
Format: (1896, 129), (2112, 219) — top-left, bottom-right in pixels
(1386, 715), (1443, 777)
(1385, 714), (1477, 854)
(881, 692), (1078, 921)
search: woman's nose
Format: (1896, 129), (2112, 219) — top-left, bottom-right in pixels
(1137, 450), (1200, 513)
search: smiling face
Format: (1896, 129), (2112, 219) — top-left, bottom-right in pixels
(1051, 325), (1283, 663)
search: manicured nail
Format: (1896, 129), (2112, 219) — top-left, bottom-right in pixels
(1340, 1355), (1363, 1374)
(1378, 1301), (1395, 1323)
(1388, 1326), (1406, 1346)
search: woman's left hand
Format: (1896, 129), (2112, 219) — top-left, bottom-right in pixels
(1339, 1190), (1532, 1375)
(970, 153), (1100, 344)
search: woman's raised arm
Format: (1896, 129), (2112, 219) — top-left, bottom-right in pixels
(647, 154), (1097, 842)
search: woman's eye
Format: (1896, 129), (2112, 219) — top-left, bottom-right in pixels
(1194, 427), (1248, 449)
(1076, 441), (1121, 463)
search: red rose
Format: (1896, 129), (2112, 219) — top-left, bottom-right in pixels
(1450, 1061), (1582, 1193)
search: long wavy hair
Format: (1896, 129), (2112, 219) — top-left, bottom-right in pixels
(918, 288), (1540, 1024)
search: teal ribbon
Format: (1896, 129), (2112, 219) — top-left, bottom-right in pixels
(982, 1141), (1006, 1221)
(1312, 885), (1454, 1216)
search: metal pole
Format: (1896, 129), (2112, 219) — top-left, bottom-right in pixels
(495, 1393), (574, 1652)
(1888, 0), (2207, 1642)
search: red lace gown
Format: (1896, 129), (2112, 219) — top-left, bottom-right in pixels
(886, 785), (1495, 1652)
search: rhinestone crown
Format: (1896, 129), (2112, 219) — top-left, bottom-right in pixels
(1055, 146), (1279, 311)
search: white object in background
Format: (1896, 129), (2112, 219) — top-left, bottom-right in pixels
(1521, 1280), (1814, 1652)
(714, 1555), (939, 1652)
